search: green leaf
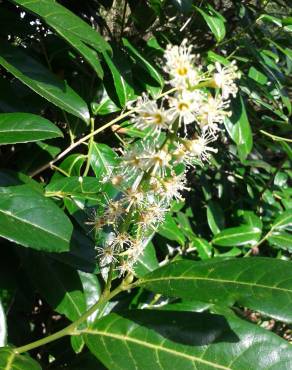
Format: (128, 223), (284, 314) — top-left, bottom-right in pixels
(224, 96), (253, 161)
(248, 67), (268, 85)
(122, 38), (163, 94)
(158, 214), (186, 245)
(0, 347), (41, 370)
(84, 310), (292, 369)
(196, 5), (226, 42)
(90, 142), (118, 180)
(159, 300), (212, 313)
(138, 257), (292, 323)
(46, 177), (101, 199)
(207, 51), (229, 66)
(191, 237), (212, 259)
(0, 185), (73, 252)
(271, 209), (292, 231)
(13, 0), (111, 53)
(22, 253), (86, 322)
(0, 300), (6, 347)
(71, 335), (85, 354)
(258, 14), (282, 27)
(0, 43), (90, 124)
(52, 229), (98, 273)
(12, 0), (111, 77)
(268, 232), (292, 251)
(79, 271), (101, 323)
(51, 154), (86, 181)
(0, 113), (62, 144)
(238, 210), (263, 231)
(51, 28), (104, 79)
(134, 241), (159, 277)
(206, 200), (225, 235)
(91, 87), (121, 116)
(103, 49), (135, 107)
(212, 225), (261, 246)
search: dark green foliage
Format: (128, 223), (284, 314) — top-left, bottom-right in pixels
(0, 0), (291, 369)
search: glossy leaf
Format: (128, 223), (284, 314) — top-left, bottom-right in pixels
(13, 0), (110, 53)
(268, 232), (292, 251)
(271, 209), (292, 231)
(196, 5), (226, 42)
(84, 310), (292, 369)
(212, 225), (261, 246)
(0, 43), (90, 123)
(0, 347), (41, 370)
(191, 237), (212, 259)
(71, 335), (85, 354)
(0, 113), (62, 144)
(238, 210), (263, 231)
(90, 142), (118, 180)
(23, 253), (86, 322)
(51, 27), (104, 79)
(123, 38), (163, 89)
(248, 67), (268, 85)
(103, 49), (135, 107)
(206, 200), (225, 235)
(0, 300), (6, 347)
(138, 258), (292, 322)
(13, 0), (111, 77)
(224, 96), (253, 161)
(51, 154), (86, 181)
(91, 88), (121, 116)
(158, 214), (186, 245)
(0, 185), (73, 252)
(46, 177), (101, 199)
(134, 241), (159, 277)
(52, 229), (98, 273)
(79, 271), (101, 323)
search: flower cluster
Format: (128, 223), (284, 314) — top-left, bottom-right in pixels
(90, 39), (240, 277)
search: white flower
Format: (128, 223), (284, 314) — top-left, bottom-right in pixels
(144, 148), (172, 177)
(126, 238), (145, 260)
(137, 199), (169, 231)
(109, 232), (132, 252)
(174, 133), (218, 166)
(95, 245), (117, 267)
(119, 145), (147, 177)
(160, 171), (189, 201)
(130, 93), (170, 136)
(164, 39), (200, 88)
(184, 132), (218, 162)
(116, 258), (135, 277)
(197, 95), (231, 134)
(104, 198), (124, 225)
(168, 90), (205, 134)
(119, 140), (171, 178)
(214, 61), (241, 99)
(122, 187), (146, 212)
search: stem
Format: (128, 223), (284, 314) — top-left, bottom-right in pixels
(63, 111), (75, 145)
(50, 164), (70, 177)
(243, 232), (271, 257)
(260, 130), (292, 143)
(83, 117), (95, 176)
(29, 88), (178, 178)
(14, 266), (122, 355)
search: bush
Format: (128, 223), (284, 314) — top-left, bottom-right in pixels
(0, 1), (291, 369)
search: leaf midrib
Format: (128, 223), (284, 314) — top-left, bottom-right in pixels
(213, 229), (259, 242)
(139, 275), (292, 294)
(85, 329), (231, 370)
(0, 206), (69, 244)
